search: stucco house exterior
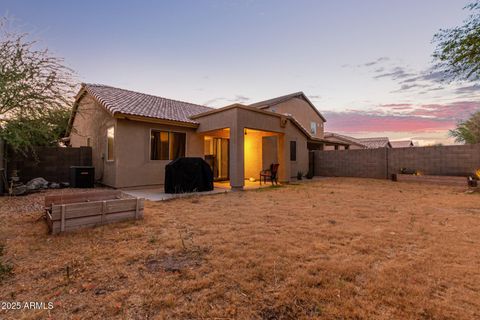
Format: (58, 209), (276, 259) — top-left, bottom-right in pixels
(390, 140), (414, 148)
(323, 132), (367, 150)
(324, 132), (394, 150)
(357, 137), (392, 149)
(68, 84), (346, 190)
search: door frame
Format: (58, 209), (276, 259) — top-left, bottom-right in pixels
(212, 137), (229, 181)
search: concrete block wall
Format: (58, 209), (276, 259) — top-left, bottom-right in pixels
(314, 144), (480, 179)
(8, 146), (92, 183)
(314, 148), (387, 179)
(387, 144), (480, 176)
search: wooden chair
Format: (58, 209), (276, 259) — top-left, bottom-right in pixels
(260, 163), (280, 185)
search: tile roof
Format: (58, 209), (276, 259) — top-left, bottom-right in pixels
(248, 92), (326, 122)
(249, 92), (304, 108)
(390, 140), (414, 148)
(82, 83), (212, 124)
(324, 132), (367, 147)
(357, 137), (391, 149)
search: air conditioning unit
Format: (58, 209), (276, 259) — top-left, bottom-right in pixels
(70, 166), (95, 188)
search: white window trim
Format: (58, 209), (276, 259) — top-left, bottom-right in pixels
(149, 128), (188, 161)
(310, 122), (317, 135)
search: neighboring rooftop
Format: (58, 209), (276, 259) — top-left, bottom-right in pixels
(357, 137), (392, 149)
(80, 83), (213, 124)
(390, 140), (414, 148)
(324, 132), (367, 148)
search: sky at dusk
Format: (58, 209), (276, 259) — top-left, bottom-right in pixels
(2, 0), (479, 145)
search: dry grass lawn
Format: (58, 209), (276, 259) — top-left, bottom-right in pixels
(0, 178), (480, 319)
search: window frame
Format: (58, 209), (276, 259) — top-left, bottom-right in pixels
(310, 122), (317, 135)
(106, 126), (115, 162)
(150, 129), (170, 161)
(149, 128), (187, 161)
(290, 140), (297, 161)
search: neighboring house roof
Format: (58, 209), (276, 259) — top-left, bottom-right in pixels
(248, 92), (327, 122)
(76, 83), (213, 124)
(324, 132), (367, 148)
(357, 137), (392, 149)
(390, 140), (414, 148)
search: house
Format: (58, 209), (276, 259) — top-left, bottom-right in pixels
(357, 137), (392, 149)
(323, 132), (367, 150)
(68, 84), (346, 190)
(324, 132), (393, 150)
(390, 140), (414, 148)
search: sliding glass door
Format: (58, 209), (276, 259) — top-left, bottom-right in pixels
(204, 137), (229, 181)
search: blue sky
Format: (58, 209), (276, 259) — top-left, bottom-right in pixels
(2, 0), (479, 144)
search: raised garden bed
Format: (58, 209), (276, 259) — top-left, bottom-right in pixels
(392, 174), (469, 187)
(45, 190), (144, 234)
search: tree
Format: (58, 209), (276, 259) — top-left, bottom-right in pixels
(449, 111), (480, 143)
(0, 17), (76, 153)
(433, 1), (480, 82)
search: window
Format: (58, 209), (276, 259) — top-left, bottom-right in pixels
(107, 126), (114, 161)
(151, 130), (169, 160)
(151, 130), (186, 160)
(310, 122), (317, 135)
(290, 141), (297, 161)
(170, 132), (186, 159)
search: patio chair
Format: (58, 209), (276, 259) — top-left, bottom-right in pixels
(260, 163), (280, 185)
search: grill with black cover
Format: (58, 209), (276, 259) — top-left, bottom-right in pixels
(164, 157), (214, 193)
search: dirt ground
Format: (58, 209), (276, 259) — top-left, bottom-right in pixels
(0, 178), (479, 320)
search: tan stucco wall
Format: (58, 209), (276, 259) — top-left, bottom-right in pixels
(196, 107), (309, 186)
(262, 97), (325, 139)
(244, 131), (263, 179)
(244, 130), (281, 179)
(283, 120), (309, 178)
(325, 144), (363, 150)
(114, 119), (203, 188)
(69, 95), (117, 187)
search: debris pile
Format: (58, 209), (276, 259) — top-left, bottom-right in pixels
(8, 175), (69, 196)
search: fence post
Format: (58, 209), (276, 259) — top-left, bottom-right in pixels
(101, 200), (106, 224)
(60, 205), (66, 232)
(135, 198), (140, 219)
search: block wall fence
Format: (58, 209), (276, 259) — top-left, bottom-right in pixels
(314, 144), (480, 179)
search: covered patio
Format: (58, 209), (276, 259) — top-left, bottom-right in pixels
(190, 104), (307, 190)
(199, 126), (285, 189)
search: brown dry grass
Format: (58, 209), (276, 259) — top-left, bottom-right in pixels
(0, 178), (479, 319)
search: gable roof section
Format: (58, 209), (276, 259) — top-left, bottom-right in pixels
(248, 92), (326, 122)
(357, 137), (391, 149)
(67, 84), (213, 136)
(191, 103), (336, 144)
(390, 140), (414, 148)
(75, 83), (212, 124)
(324, 132), (367, 148)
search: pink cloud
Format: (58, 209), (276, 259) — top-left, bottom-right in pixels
(322, 100), (480, 134)
(324, 112), (453, 133)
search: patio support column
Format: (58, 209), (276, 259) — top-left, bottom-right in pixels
(229, 125), (245, 191)
(277, 133), (290, 183)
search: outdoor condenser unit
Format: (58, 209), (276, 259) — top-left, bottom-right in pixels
(70, 166), (95, 188)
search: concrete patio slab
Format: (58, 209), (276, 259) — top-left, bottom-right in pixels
(122, 187), (228, 201)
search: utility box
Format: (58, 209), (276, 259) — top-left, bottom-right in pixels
(70, 166), (95, 188)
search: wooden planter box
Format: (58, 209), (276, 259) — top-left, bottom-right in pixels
(45, 190), (144, 234)
(392, 174), (468, 187)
